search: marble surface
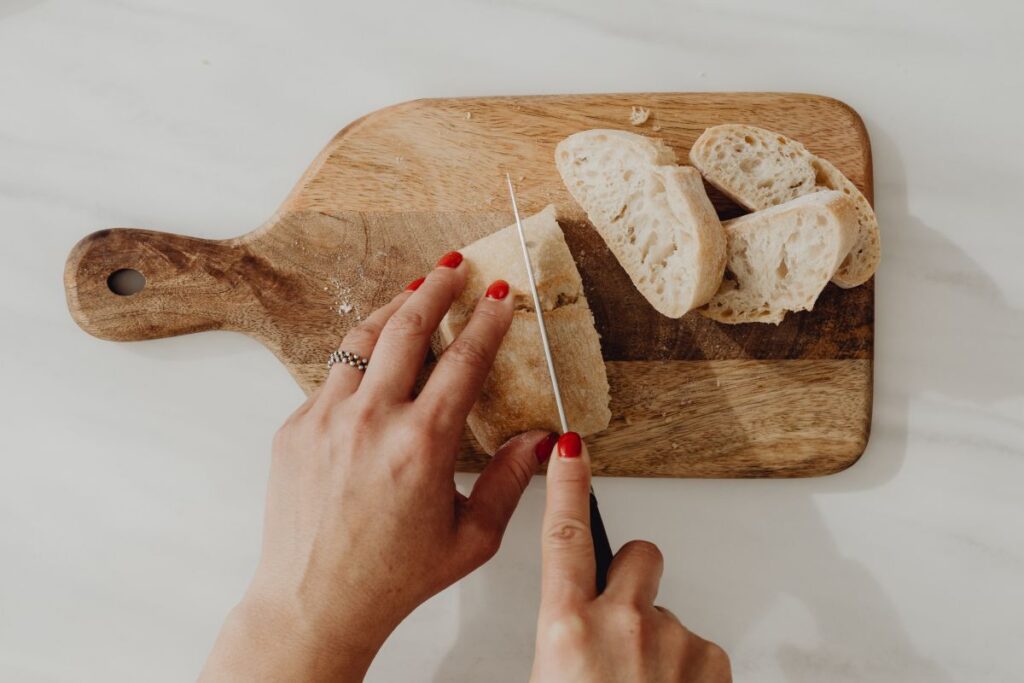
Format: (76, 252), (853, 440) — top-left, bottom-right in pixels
(2, 1), (1023, 680)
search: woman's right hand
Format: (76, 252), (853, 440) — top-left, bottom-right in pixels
(530, 433), (732, 683)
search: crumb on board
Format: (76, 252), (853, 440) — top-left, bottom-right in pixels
(630, 106), (650, 126)
(338, 302), (354, 315)
(465, 112), (472, 120)
(395, 155), (404, 163)
(652, 124), (662, 132)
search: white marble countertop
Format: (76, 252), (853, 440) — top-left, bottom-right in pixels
(2, 1), (1022, 681)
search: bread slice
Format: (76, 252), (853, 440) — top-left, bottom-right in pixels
(689, 124), (879, 288)
(701, 191), (858, 325)
(436, 205), (611, 454)
(555, 129), (726, 318)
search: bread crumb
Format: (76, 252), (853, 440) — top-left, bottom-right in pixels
(338, 302), (354, 315)
(630, 106), (650, 126)
(624, 415), (633, 425)
(395, 155), (404, 164)
(671, 442), (679, 449)
(465, 112), (472, 120)
(652, 124), (662, 132)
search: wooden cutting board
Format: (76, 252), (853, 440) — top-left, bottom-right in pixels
(64, 93), (873, 478)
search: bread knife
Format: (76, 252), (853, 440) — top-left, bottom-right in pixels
(505, 174), (614, 593)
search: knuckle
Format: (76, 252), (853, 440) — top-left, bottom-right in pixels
(386, 309), (431, 340)
(472, 527), (503, 564)
(499, 454), (535, 494)
(337, 402), (379, 444)
(409, 406), (449, 442)
(552, 466), (590, 489)
(610, 603), (647, 637)
(543, 611), (589, 650)
(271, 423), (292, 452)
(706, 642), (730, 667)
(395, 418), (431, 453)
(455, 518), (503, 569)
(343, 320), (382, 349)
(544, 516), (591, 548)
(472, 302), (506, 325)
(442, 336), (491, 371)
(622, 539), (664, 565)
(429, 266), (462, 290)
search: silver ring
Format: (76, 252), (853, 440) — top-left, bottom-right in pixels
(327, 349), (369, 372)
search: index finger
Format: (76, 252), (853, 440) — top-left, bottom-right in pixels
(417, 279), (514, 436)
(541, 432), (596, 608)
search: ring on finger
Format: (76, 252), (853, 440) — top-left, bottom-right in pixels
(327, 349), (370, 373)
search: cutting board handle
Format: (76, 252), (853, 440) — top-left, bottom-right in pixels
(64, 227), (248, 341)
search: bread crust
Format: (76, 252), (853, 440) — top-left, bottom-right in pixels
(556, 129), (727, 318)
(436, 205), (610, 454)
(700, 191), (858, 325)
(689, 124), (878, 287)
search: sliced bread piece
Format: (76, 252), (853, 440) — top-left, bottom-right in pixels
(689, 123), (879, 288)
(701, 191), (858, 325)
(436, 205), (611, 454)
(555, 129), (726, 318)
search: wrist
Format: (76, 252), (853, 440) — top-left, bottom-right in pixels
(202, 585), (390, 682)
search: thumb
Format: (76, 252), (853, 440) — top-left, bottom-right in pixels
(458, 431), (556, 560)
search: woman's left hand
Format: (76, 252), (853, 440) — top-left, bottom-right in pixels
(201, 252), (556, 681)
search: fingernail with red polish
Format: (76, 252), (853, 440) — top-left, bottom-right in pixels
(485, 279), (510, 300)
(535, 432), (558, 464)
(436, 251), (463, 269)
(557, 432), (582, 459)
(405, 276), (425, 292)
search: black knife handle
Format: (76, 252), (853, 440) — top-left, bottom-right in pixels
(589, 491), (613, 594)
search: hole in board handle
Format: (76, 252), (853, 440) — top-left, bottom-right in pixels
(107, 268), (146, 296)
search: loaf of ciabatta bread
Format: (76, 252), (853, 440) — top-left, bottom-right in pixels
(436, 205), (610, 454)
(689, 123), (879, 288)
(555, 130), (726, 318)
(701, 191), (858, 325)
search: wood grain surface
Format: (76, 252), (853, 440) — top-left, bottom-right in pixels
(64, 92), (874, 477)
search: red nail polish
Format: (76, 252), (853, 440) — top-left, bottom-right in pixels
(485, 279), (510, 300)
(405, 276), (425, 292)
(557, 432), (582, 459)
(436, 251), (463, 269)
(535, 432), (558, 464)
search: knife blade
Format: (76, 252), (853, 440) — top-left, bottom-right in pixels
(505, 174), (614, 593)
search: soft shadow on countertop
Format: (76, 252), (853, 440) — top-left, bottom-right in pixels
(431, 122), (988, 682)
(0, 0), (45, 19)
